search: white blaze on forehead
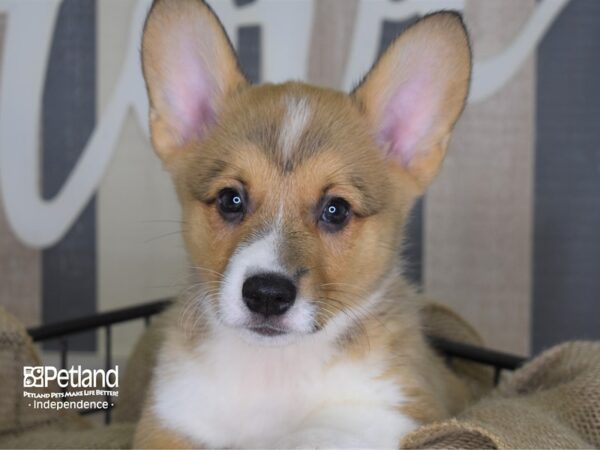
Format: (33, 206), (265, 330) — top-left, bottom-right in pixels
(279, 96), (311, 163)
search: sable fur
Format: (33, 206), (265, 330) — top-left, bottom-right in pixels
(135, 0), (473, 448)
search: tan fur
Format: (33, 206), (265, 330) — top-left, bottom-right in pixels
(169, 84), (417, 330)
(135, 1), (473, 448)
(339, 278), (474, 423)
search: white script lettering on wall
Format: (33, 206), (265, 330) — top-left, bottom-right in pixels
(0, 0), (568, 248)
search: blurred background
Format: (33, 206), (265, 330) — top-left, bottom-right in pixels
(0, 0), (598, 363)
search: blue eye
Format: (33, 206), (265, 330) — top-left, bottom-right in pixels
(320, 197), (351, 231)
(217, 188), (245, 222)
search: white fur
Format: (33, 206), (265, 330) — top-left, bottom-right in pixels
(219, 230), (282, 326)
(279, 97), (311, 163)
(153, 326), (417, 448)
(154, 274), (416, 448)
(218, 228), (316, 345)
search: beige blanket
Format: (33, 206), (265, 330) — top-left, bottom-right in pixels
(402, 340), (600, 449)
(0, 305), (598, 449)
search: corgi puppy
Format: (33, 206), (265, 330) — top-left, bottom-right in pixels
(135, 0), (472, 448)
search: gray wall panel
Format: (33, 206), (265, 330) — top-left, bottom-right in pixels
(534, 0), (600, 352)
(237, 26), (261, 84)
(379, 18), (423, 286)
(42, 0), (97, 351)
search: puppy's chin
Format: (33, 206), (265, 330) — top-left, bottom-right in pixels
(217, 313), (316, 347)
(235, 326), (308, 347)
(219, 312), (355, 348)
(215, 294), (319, 347)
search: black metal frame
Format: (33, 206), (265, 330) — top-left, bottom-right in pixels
(26, 299), (527, 424)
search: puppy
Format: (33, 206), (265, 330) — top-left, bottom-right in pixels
(135, 0), (472, 448)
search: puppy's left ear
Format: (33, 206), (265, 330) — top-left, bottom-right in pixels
(352, 12), (471, 191)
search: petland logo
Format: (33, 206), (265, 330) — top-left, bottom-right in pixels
(23, 365), (119, 389)
(23, 365), (119, 411)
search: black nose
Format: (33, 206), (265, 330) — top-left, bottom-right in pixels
(242, 273), (296, 317)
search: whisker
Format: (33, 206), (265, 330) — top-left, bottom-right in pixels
(178, 280), (223, 337)
(144, 229), (186, 243)
(314, 297), (371, 350)
(141, 219), (188, 225)
(189, 266), (225, 279)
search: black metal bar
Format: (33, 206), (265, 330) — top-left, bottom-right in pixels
(60, 337), (68, 396)
(105, 325), (112, 425)
(28, 299), (172, 341)
(80, 404), (114, 416)
(60, 337), (68, 371)
(494, 366), (502, 386)
(428, 336), (527, 371)
(24, 296), (529, 425)
(28, 300), (527, 371)
(144, 315), (151, 327)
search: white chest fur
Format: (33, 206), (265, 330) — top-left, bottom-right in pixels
(152, 330), (417, 448)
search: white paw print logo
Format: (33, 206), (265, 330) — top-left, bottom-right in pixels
(23, 366), (44, 388)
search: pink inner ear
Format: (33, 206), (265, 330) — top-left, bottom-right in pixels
(166, 46), (217, 144)
(378, 74), (436, 167)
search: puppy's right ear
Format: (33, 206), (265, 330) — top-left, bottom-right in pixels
(142, 0), (247, 165)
